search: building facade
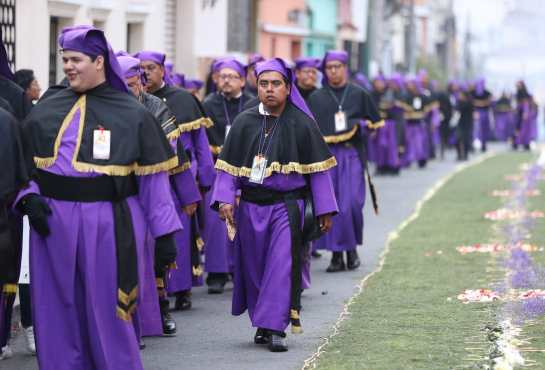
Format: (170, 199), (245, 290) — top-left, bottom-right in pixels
(304, 0), (336, 58)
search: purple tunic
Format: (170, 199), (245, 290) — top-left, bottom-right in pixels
(493, 111), (513, 141)
(367, 119), (400, 168)
(515, 101), (533, 146)
(474, 107), (492, 143)
(16, 108), (181, 370)
(211, 171), (337, 331)
(402, 119), (428, 166)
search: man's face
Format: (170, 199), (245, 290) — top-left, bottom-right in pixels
(27, 79), (41, 101)
(141, 60), (164, 92)
(295, 67), (317, 89)
(373, 79), (386, 92)
(257, 71), (289, 112)
(324, 60), (347, 87)
(62, 50), (105, 93)
(218, 67), (244, 97)
(126, 75), (143, 97)
(246, 65), (257, 88)
(407, 82), (418, 94)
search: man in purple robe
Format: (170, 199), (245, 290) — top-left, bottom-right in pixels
(471, 78), (493, 151)
(15, 25), (182, 370)
(294, 57), (320, 102)
(137, 50), (215, 310)
(244, 53), (264, 97)
(368, 75), (401, 175)
(117, 54), (201, 337)
(513, 81), (533, 150)
(307, 50), (382, 272)
(202, 58), (252, 294)
(493, 92), (514, 142)
(211, 58), (338, 351)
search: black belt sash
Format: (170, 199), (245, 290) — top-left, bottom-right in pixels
(241, 186), (312, 334)
(35, 169), (139, 321)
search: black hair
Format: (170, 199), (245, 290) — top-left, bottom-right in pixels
(13, 69), (35, 91)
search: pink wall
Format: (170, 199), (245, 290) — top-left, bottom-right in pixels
(258, 0), (306, 60)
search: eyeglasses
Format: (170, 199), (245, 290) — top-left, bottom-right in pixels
(325, 63), (344, 71)
(299, 68), (317, 75)
(219, 74), (241, 81)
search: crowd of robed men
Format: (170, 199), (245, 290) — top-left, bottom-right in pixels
(0, 24), (539, 369)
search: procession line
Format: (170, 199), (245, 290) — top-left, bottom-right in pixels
(301, 151), (497, 370)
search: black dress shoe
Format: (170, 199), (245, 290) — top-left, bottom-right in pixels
(268, 331), (288, 352)
(311, 251), (322, 258)
(208, 281), (225, 294)
(162, 311), (177, 336)
(174, 291), (192, 311)
(326, 252), (345, 272)
(346, 250), (361, 270)
(139, 339), (146, 350)
(254, 328), (271, 344)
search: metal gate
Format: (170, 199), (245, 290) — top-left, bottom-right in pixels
(0, 0), (16, 71)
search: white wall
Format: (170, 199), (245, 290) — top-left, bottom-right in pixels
(15, 0), (167, 91)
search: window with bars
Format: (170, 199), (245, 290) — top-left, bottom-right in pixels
(0, 0), (16, 72)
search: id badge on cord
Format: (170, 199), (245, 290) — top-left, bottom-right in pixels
(249, 155), (267, 184)
(334, 110), (347, 132)
(413, 97), (422, 110)
(93, 128), (111, 160)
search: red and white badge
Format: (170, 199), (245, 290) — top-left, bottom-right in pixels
(93, 127), (111, 160)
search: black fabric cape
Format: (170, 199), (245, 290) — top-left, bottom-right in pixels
(472, 90), (492, 109)
(140, 91), (191, 171)
(203, 92), (253, 154)
(307, 82), (381, 144)
(22, 83), (176, 177)
(398, 92), (430, 121)
(216, 102), (336, 179)
(0, 107), (28, 285)
(494, 97), (512, 113)
(153, 84), (212, 133)
(0, 76), (32, 121)
(296, 84), (316, 103)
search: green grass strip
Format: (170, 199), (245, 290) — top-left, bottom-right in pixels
(311, 151), (534, 370)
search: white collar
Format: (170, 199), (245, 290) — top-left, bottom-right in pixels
(258, 102), (271, 116)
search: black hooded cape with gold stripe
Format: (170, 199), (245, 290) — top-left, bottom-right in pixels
(307, 81), (383, 144)
(216, 102), (336, 178)
(153, 84), (213, 133)
(22, 83), (177, 176)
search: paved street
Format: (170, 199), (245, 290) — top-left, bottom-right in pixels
(7, 148), (491, 370)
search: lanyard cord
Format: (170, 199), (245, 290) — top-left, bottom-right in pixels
(222, 95), (244, 127)
(326, 84), (350, 111)
(257, 115), (280, 157)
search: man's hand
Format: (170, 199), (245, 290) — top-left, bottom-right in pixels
(318, 214), (333, 233)
(18, 194), (52, 237)
(219, 203), (235, 225)
(182, 203), (198, 216)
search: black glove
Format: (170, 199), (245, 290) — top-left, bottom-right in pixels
(154, 233), (178, 275)
(18, 194), (52, 237)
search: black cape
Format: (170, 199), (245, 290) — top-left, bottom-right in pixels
(0, 76), (32, 121)
(203, 92), (253, 155)
(296, 84), (316, 103)
(153, 84), (213, 133)
(0, 107), (28, 285)
(398, 92), (430, 121)
(472, 90), (492, 109)
(140, 91), (190, 172)
(22, 83), (177, 177)
(307, 82), (381, 144)
(216, 102), (336, 179)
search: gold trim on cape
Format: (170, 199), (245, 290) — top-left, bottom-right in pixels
(473, 98), (491, 108)
(168, 160), (192, 175)
(34, 94), (179, 176)
(2, 284), (17, 294)
(366, 119), (385, 130)
(323, 125), (358, 144)
(215, 156), (337, 179)
(178, 117), (214, 133)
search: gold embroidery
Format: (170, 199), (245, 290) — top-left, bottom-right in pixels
(215, 156), (337, 179)
(366, 120), (385, 130)
(118, 286), (138, 306)
(323, 125), (358, 144)
(2, 284), (17, 294)
(168, 160), (192, 175)
(34, 95), (86, 168)
(178, 117), (214, 133)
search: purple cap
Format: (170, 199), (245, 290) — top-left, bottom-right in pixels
(171, 73), (185, 87)
(214, 57), (246, 78)
(354, 72), (372, 91)
(117, 55), (141, 79)
(165, 60), (174, 74)
(134, 50), (175, 86)
(247, 53), (265, 68)
(184, 79), (204, 90)
(115, 50), (130, 57)
(0, 27), (14, 81)
(405, 76), (423, 93)
(294, 57), (321, 70)
(320, 50), (349, 85)
(255, 58), (315, 121)
(59, 25), (128, 93)
(388, 72), (404, 89)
